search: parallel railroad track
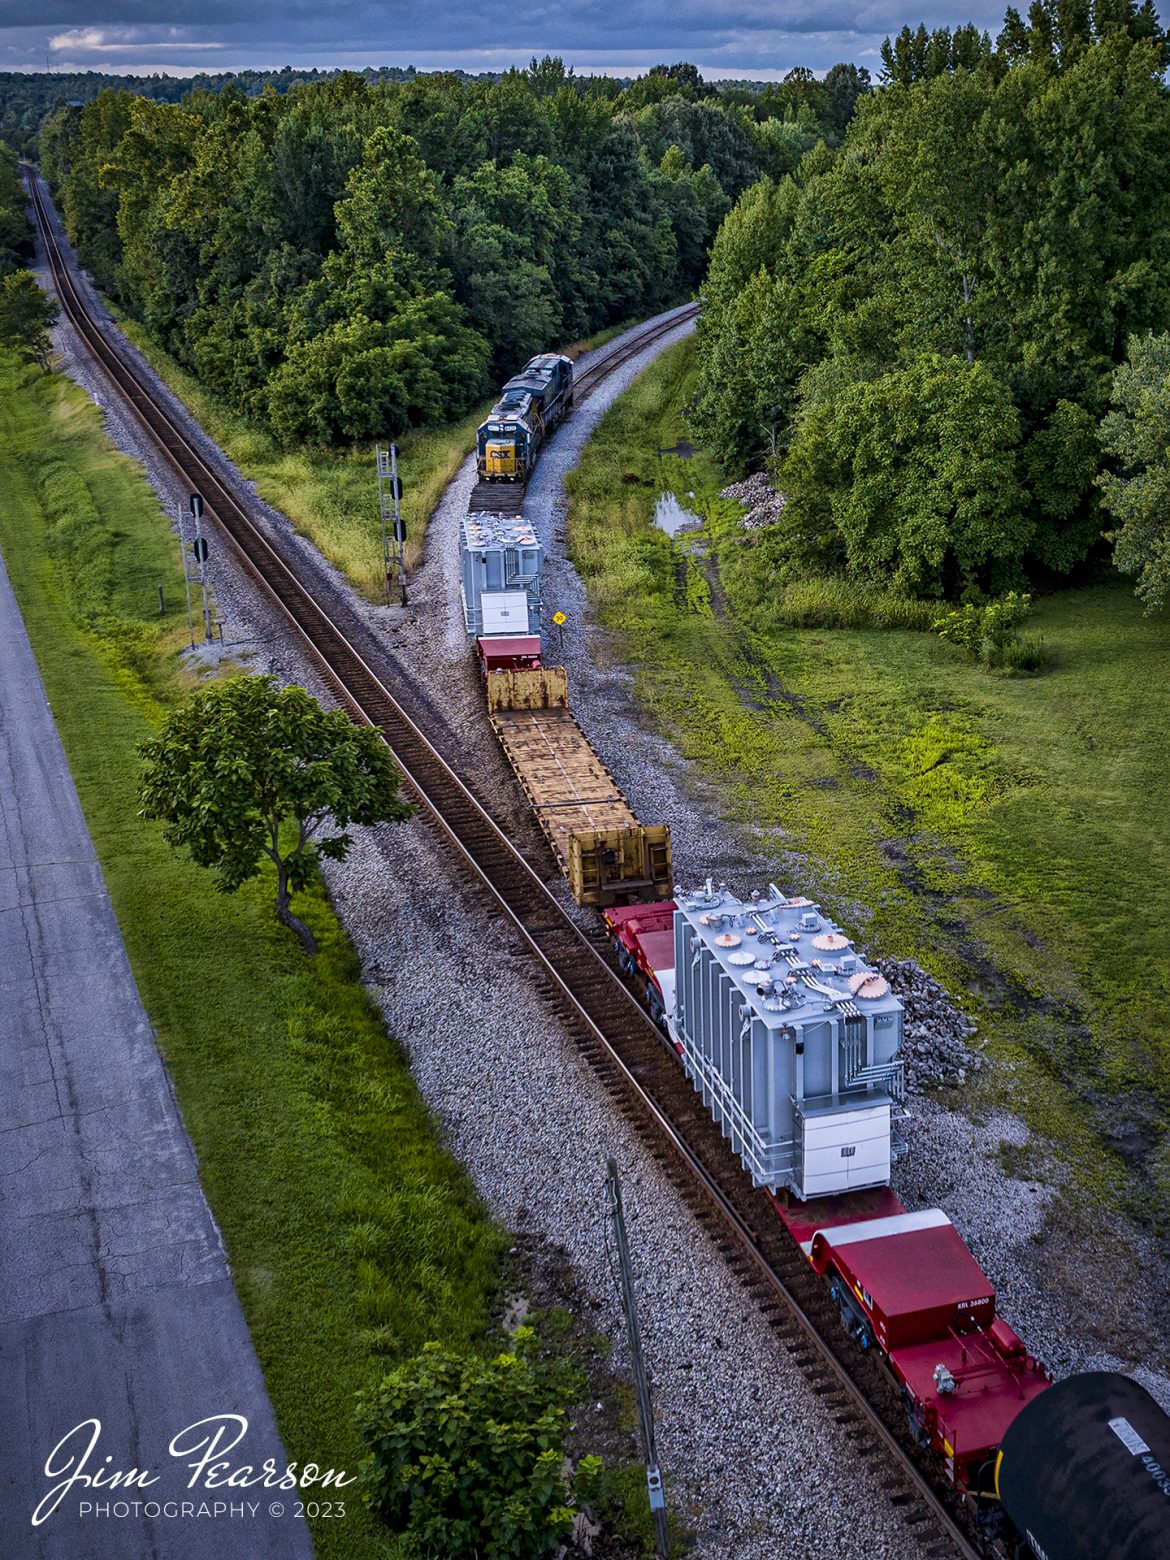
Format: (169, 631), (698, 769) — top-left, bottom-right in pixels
(28, 168), (980, 1560)
(468, 302), (699, 515)
(572, 303), (699, 396)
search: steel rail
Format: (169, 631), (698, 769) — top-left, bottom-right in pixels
(27, 167), (980, 1560)
(572, 303), (699, 397)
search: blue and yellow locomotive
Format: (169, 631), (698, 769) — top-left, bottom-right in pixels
(476, 354), (574, 481)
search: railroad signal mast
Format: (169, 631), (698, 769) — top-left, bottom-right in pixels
(179, 491), (214, 646)
(376, 443), (406, 606)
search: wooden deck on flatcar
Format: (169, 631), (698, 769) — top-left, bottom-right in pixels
(489, 704), (638, 868)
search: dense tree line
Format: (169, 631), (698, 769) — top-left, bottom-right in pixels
(694, 3), (1170, 601)
(38, 60), (868, 448)
(0, 140), (57, 365)
(0, 67), (428, 158)
(0, 139), (32, 274)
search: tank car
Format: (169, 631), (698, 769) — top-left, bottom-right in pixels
(996, 1372), (1170, 1559)
(476, 354), (573, 481)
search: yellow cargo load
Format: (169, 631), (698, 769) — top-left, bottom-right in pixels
(486, 665), (567, 712)
(487, 666), (673, 907)
(568, 824), (673, 908)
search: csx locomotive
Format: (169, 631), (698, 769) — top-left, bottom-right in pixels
(476, 354), (573, 481)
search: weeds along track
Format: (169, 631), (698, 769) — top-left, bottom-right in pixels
(28, 168), (979, 1560)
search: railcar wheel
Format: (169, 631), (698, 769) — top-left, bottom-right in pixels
(828, 1277), (873, 1351)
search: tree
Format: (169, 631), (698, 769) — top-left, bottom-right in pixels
(333, 125), (445, 269)
(822, 63), (872, 140)
(780, 354), (1031, 596)
(696, 26), (1170, 590)
(1098, 331), (1170, 609)
(138, 675), (411, 953)
(39, 63), (740, 449)
(355, 1332), (601, 1560)
(0, 270), (58, 367)
(0, 140), (32, 276)
(526, 54), (574, 100)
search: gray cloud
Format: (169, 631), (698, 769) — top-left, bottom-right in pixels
(0, 0), (1146, 75)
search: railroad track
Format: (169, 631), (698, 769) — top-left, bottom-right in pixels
(573, 303), (699, 396)
(27, 168), (980, 1560)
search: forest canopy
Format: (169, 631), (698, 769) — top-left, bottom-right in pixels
(693, 1), (1170, 600)
(37, 59), (864, 449)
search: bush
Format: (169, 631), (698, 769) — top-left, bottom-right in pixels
(932, 592), (1033, 666)
(355, 1329), (600, 1560)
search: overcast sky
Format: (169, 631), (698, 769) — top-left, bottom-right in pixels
(0, 1), (1052, 79)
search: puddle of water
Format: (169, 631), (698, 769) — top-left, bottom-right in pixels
(653, 490), (702, 537)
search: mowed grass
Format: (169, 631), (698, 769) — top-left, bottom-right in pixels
(566, 337), (1170, 1221)
(0, 352), (505, 1557)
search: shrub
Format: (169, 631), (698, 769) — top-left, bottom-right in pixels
(932, 592), (1033, 666)
(355, 1329), (600, 1560)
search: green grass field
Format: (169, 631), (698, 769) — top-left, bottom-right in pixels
(566, 337), (1170, 1223)
(0, 351), (505, 1558)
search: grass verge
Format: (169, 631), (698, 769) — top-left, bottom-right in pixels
(112, 309), (486, 598)
(566, 335), (1170, 1225)
(0, 349), (506, 1557)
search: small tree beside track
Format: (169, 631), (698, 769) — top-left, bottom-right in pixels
(138, 674), (411, 953)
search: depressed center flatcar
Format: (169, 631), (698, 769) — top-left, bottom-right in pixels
(605, 885), (1054, 1500)
(476, 354), (573, 481)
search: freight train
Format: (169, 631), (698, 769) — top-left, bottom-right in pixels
(455, 350), (1170, 1560)
(606, 894), (1170, 1556)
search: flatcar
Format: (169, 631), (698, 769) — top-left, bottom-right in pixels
(458, 488), (673, 906)
(476, 353), (573, 481)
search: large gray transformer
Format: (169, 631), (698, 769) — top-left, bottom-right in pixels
(671, 883), (905, 1200)
(460, 513), (543, 638)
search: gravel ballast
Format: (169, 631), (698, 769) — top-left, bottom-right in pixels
(33, 185), (1170, 1557)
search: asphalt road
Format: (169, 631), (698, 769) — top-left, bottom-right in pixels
(0, 548), (316, 1558)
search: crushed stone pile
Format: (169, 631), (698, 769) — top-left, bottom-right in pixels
(721, 471), (787, 530)
(875, 955), (983, 1091)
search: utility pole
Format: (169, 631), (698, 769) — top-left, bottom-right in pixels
(375, 443), (406, 606)
(178, 501), (196, 649)
(605, 1158), (669, 1558)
